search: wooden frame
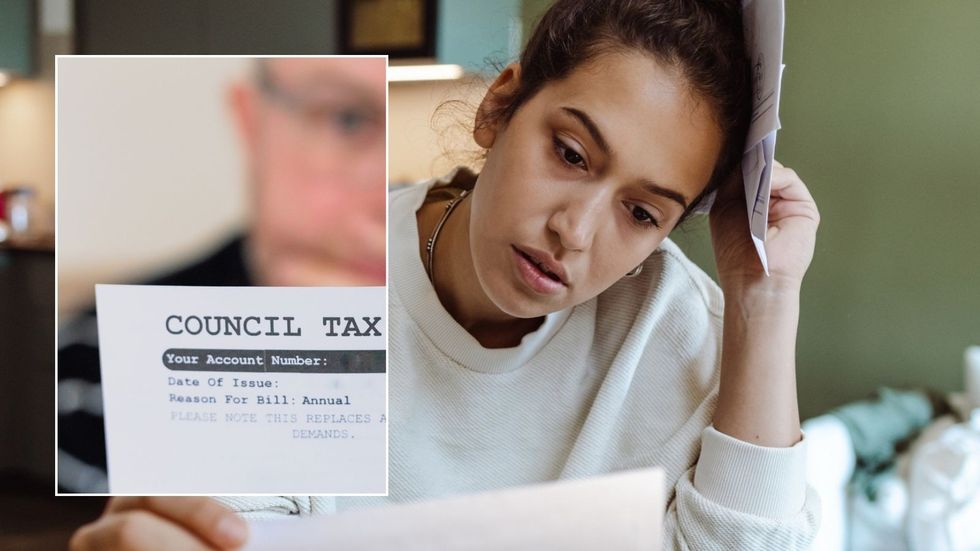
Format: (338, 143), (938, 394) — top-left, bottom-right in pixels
(338, 0), (437, 58)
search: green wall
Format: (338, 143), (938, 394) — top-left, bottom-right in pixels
(669, 2), (980, 418)
(0, 0), (35, 75)
(438, 0), (522, 72)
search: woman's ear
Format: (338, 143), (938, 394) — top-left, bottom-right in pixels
(474, 63), (522, 149)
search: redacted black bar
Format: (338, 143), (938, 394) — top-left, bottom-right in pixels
(162, 349), (385, 373)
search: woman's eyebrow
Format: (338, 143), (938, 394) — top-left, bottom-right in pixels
(560, 106), (611, 156)
(640, 181), (689, 209)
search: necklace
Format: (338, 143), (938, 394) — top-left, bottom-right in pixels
(424, 189), (469, 283)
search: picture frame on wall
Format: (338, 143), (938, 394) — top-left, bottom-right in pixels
(338, 0), (437, 58)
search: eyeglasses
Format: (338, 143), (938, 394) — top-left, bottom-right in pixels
(256, 63), (383, 143)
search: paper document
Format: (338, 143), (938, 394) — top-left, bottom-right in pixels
(741, 0), (786, 275)
(94, 285), (387, 494)
(696, 0), (785, 275)
(244, 468), (664, 551)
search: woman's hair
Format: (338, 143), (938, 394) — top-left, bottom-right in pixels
(483, 0), (753, 224)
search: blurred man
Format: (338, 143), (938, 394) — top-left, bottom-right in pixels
(57, 57), (387, 492)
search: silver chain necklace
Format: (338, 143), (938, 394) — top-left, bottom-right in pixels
(424, 189), (470, 283)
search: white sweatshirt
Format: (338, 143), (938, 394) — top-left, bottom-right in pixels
(218, 169), (820, 549)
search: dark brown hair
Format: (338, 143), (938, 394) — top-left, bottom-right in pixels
(484, 0), (753, 223)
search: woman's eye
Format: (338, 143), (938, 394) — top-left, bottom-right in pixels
(628, 204), (661, 229)
(553, 137), (587, 169)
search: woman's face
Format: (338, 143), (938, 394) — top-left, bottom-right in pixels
(469, 50), (724, 318)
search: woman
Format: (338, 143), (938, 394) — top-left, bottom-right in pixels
(71, 0), (820, 548)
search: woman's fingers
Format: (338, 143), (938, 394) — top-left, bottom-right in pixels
(769, 164), (814, 202)
(69, 509), (217, 551)
(714, 161), (808, 206)
(108, 497), (248, 550)
(767, 163), (819, 224)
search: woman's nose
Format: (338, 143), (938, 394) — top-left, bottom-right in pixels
(547, 193), (604, 252)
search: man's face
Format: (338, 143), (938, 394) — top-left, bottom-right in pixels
(236, 57), (386, 286)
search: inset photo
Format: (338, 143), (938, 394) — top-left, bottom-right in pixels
(56, 55), (388, 495)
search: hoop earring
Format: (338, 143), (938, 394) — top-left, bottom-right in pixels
(625, 265), (643, 278)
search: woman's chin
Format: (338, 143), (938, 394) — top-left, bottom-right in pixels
(485, 283), (567, 320)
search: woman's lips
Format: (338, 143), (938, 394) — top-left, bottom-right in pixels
(511, 246), (566, 295)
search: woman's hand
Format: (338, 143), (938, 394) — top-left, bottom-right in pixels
(708, 162), (819, 447)
(70, 496), (248, 551)
(710, 161), (820, 294)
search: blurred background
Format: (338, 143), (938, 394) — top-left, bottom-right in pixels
(57, 57), (248, 318)
(1, 0), (978, 549)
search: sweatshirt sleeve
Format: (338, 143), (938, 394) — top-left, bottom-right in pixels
(214, 496), (337, 521)
(664, 426), (821, 549)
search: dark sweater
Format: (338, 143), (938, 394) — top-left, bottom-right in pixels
(57, 236), (251, 492)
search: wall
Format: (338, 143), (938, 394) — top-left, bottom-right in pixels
(0, 0), (60, 213)
(437, 0), (521, 71)
(0, 0), (35, 74)
(57, 57), (249, 316)
(670, 2), (980, 418)
(389, 77), (486, 185)
(0, 80), (54, 207)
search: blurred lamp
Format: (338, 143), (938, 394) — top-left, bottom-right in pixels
(0, 0), (37, 86)
(387, 64), (463, 82)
